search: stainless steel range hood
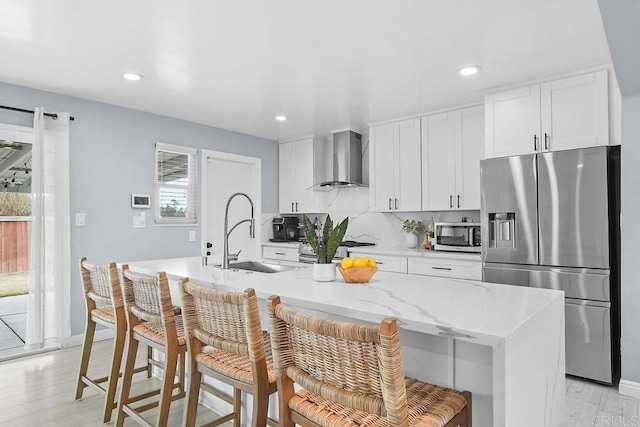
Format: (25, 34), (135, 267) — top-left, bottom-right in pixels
(319, 130), (366, 187)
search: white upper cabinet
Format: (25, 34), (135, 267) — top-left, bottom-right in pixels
(371, 123), (396, 212)
(485, 70), (609, 158)
(371, 119), (421, 212)
(540, 71), (609, 152)
(485, 85), (541, 157)
(279, 136), (326, 214)
(396, 119), (422, 211)
(278, 142), (296, 213)
(422, 112), (456, 210)
(456, 106), (484, 209)
(422, 106), (484, 210)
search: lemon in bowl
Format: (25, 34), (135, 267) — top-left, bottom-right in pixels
(338, 257), (378, 283)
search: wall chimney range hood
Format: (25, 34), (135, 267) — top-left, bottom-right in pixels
(319, 130), (366, 187)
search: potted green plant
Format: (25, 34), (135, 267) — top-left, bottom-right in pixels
(402, 219), (425, 249)
(302, 214), (349, 281)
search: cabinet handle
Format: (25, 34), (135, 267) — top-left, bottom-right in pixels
(449, 195), (453, 208)
(275, 252), (286, 256)
(295, 202), (299, 212)
(457, 195), (460, 208)
(534, 134), (538, 151)
(544, 133), (549, 150)
(432, 266), (452, 271)
(377, 262), (384, 265)
(395, 198), (398, 210)
(388, 198), (392, 210)
(291, 202), (294, 212)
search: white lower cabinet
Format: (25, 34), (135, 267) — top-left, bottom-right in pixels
(407, 257), (481, 281)
(349, 252), (408, 274)
(262, 244), (299, 262)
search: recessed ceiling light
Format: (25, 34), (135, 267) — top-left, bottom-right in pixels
(458, 66), (481, 76)
(122, 72), (145, 81)
(275, 115), (288, 121)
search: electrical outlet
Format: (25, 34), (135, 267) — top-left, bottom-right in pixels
(189, 231), (196, 242)
(75, 213), (85, 227)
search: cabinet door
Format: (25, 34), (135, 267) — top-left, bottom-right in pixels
(540, 70), (609, 152)
(422, 112), (456, 210)
(279, 142), (296, 213)
(371, 124), (396, 212)
(396, 118), (422, 211)
(295, 138), (316, 213)
(455, 106), (484, 210)
(485, 85), (541, 158)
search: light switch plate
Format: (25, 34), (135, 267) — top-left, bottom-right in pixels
(189, 231), (196, 241)
(133, 215), (146, 228)
(75, 213), (85, 227)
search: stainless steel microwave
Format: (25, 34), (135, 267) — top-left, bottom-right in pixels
(434, 222), (481, 253)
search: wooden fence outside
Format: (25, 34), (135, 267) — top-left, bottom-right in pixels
(0, 218), (30, 274)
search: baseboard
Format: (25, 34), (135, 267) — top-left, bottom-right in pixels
(66, 329), (115, 348)
(619, 379), (640, 399)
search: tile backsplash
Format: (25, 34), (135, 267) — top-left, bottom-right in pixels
(265, 187), (480, 249)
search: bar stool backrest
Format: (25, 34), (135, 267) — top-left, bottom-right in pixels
(180, 280), (265, 363)
(121, 266), (178, 344)
(80, 258), (122, 310)
(268, 296), (410, 426)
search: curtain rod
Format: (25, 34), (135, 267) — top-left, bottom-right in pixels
(0, 105), (75, 121)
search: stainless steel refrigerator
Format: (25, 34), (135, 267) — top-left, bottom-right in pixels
(481, 146), (620, 384)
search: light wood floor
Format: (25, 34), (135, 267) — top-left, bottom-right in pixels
(0, 339), (230, 426)
(0, 339), (637, 426)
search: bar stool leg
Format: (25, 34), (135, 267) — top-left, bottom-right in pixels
(233, 388), (241, 427)
(147, 345), (153, 378)
(102, 320), (126, 422)
(156, 348), (178, 427)
(74, 313), (96, 400)
(184, 363), (202, 427)
(115, 336), (140, 427)
(178, 352), (185, 394)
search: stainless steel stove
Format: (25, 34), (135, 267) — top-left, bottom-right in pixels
(298, 240), (375, 264)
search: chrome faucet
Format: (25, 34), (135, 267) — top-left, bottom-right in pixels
(222, 192), (255, 269)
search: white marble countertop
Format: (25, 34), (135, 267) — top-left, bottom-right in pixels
(126, 256), (562, 347)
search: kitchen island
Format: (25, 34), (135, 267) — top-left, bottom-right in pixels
(127, 256), (565, 427)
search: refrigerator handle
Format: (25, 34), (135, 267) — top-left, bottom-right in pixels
(544, 133), (549, 150)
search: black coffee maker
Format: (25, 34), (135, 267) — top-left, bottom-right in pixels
(272, 217), (300, 241)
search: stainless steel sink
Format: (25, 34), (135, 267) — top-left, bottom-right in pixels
(228, 261), (294, 274)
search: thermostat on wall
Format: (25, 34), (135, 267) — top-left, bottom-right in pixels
(131, 194), (150, 208)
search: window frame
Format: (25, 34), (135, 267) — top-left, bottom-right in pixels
(154, 142), (198, 225)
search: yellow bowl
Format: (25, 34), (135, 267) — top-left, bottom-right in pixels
(338, 266), (378, 283)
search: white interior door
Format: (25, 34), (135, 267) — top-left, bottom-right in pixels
(201, 151), (261, 264)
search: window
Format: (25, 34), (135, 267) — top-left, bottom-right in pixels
(154, 142), (197, 224)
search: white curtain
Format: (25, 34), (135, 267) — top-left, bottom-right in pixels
(25, 108), (71, 350)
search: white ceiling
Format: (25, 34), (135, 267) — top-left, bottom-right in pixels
(0, 0), (612, 141)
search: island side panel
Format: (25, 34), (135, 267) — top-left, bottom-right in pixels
(502, 296), (565, 426)
(454, 340), (494, 426)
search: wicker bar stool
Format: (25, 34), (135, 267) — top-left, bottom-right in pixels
(180, 279), (278, 427)
(74, 258), (154, 423)
(267, 296), (472, 427)
(116, 266), (187, 427)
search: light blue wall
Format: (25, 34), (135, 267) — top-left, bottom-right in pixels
(621, 94), (640, 382)
(0, 81), (279, 336)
